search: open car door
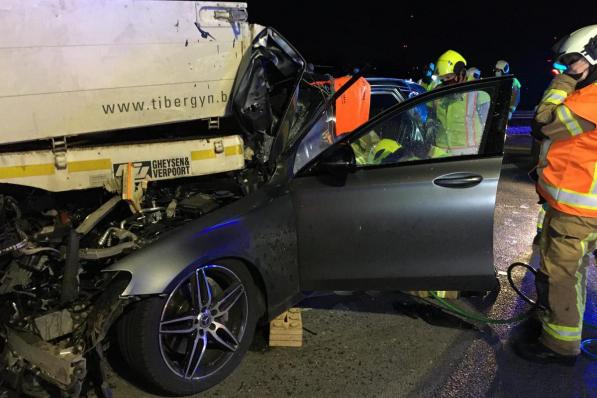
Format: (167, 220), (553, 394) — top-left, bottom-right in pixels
(291, 77), (513, 292)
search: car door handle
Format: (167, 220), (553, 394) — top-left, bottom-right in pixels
(433, 172), (483, 188)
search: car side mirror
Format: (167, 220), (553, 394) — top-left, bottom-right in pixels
(318, 143), (356, 176)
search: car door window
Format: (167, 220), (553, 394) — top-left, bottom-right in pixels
(352, 89), (491, 166)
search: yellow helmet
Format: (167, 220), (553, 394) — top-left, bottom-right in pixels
(368, 139), (402, 164)
(435, 50), (467, 76)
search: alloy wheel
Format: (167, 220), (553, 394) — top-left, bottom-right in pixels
(158, 265), (248, 380)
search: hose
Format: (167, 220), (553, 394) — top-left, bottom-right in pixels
(427, 262), (597, 360)
(428, 290), (532, 325)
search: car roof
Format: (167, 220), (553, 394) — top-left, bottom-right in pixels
(365, 77), (426, 100)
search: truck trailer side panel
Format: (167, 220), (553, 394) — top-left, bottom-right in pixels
(0, 0), (260, 144)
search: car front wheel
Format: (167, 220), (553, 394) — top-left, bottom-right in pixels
(117, 261), (258, 396)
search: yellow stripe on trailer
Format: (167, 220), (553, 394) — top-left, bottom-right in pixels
(191, 149), (216, 161)
(0, 163), (55, 179)
(224, 145), (243, 156)
(192, 145), (243, 161)
(67, 159), (112, 173)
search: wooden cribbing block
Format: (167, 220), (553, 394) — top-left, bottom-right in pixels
(269, 308), (303, 347)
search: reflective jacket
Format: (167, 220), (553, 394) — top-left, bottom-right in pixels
(433, 91), (488, 155)
(537, 82), (597, 217)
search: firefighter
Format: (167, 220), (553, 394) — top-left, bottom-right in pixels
(430, 50), (485, 155)
(494, 60), (522, 119)
(466, 67), (481, 81)
(512, 25), (597, 365)
(418, 62), (439, 91)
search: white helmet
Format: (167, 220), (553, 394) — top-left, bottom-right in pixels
(494, 60), (509, 76)
(466, 67), (481, 81)
(553, 24), (597, 66)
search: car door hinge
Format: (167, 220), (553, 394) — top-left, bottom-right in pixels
(52, 137), (68, 170)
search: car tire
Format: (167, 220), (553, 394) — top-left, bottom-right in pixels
(117, 260), (259, 396)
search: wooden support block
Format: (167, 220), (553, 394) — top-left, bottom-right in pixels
(269, 308), (303, 347)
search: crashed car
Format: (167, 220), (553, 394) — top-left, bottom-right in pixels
(0, 4), (513, 398)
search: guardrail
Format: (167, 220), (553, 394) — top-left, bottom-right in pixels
(510, 110), (534, 120)
(507, 111), (533, 135)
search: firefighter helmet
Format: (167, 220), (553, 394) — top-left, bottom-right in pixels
(435, 50), (467, 77)
(553, 24), (597, 66)
(494, 60), (510, 76)
(466, 67), (481, 81)
(368, 139), (402, 164)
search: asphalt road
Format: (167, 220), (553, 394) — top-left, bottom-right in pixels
(109, 136), (597, 398)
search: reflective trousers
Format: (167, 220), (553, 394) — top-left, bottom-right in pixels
(537, 208), (597, 355)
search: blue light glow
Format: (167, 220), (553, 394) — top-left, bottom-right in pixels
(193, 218), (240, 238)
(506, 126), (532, 135)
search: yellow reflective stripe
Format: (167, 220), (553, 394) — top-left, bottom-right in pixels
(542, 324), (582, 342)
(67, 159), (111, 173)
(542, 89), (568, 105)
(465, 93), (478, 148)
(538, 178), (597, 209)
(192, 149), (216, 160)
(537, 205), (546, 230)
(0, 163), (55, 179)
(575, 270), (585, 333)
(590, 163), (597, 195)
(556, 105), (583, 136)
(224, 145), (243, 156)
(192, 145), (243, 161)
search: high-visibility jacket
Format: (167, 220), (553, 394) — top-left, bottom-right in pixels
(537, 83), (597, 217)
(434, 91), (487, 155)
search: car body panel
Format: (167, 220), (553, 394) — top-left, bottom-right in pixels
(107, 180), (300, 318)
(292, 156), (502, 291)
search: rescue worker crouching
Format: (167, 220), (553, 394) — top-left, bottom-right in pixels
(511, 24), (597, 365)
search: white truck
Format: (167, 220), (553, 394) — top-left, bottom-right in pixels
(0, 0), (256, 194)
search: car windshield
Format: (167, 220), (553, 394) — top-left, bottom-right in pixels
(285, 78), (330, 147)
(292, 76), (376, 173)
(293, 105), (338, 174)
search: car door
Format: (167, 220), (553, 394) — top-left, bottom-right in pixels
(290, 77), (513, 292)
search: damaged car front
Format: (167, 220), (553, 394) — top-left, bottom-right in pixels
(0, 26), (313, 397)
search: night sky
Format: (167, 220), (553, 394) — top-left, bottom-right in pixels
(248, 1), (597, 110)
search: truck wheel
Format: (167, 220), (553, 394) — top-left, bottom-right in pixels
(117, 261), (258, 396)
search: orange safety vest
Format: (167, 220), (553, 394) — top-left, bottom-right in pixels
(537, 83), (597, 217)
